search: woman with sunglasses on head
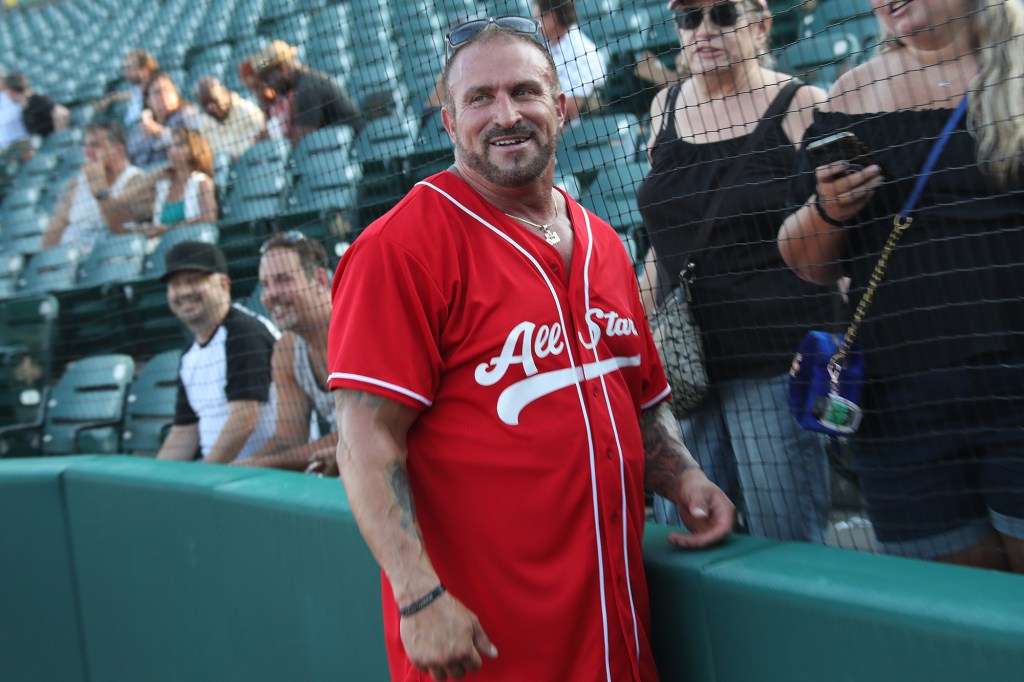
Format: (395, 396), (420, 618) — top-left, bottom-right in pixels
(135, 127), (217, 239)
(779, 0), (1024, 571)
(637, 0), (835, 543)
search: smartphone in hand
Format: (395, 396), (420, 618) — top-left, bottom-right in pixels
(806, 132), (885, 176)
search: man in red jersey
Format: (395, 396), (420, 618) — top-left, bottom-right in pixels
(327, 17), (734, 682)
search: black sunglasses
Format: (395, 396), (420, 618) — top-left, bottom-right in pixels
(260, 230), (308, 255)
(674, 3), (741, 30)
(446, 16), (539, 56)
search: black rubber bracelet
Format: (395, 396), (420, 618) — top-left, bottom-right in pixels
(813, 197), (845, 227)
(398, 584), (446, 618)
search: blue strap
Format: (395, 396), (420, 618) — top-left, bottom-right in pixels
(898, 97), (969, 221)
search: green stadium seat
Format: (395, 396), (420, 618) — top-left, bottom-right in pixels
(120, 349), (182, 456)
(56, 233), (148, 360)
(353, 113), (419, 228)
(0, 204), (49, 256)
(37, 127), (84, 158)
(15, 244), (84, 296)
(281, 135), (362, 243)
(228, 0), (267, 37)
(775, 29), (861, 89)
(0, 253), (25, 300)
(406, 108), (453, 185)
(260, 0), (302, 24)
(579, 160), (650, 265)
(486, 0), (532, 17)
(556, 113), (641, 187)
(0, 353), (134, 458)
(11, 150), (58, 191)
(0, 294), (59, 428)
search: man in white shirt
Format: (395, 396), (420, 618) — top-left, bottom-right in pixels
(0, 68), (28, 152)
(533, 0), (607, 121)
(195, 76), (266, 161)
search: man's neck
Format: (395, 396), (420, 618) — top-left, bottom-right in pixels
(190, 303), (231, 346)
(298, 303), (332, 364)
(449, 164), (558, 222)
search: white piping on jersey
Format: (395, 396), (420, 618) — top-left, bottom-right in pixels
(326, 372), (432, 407)
(417, 180), (613, 682)
(577, 213), (643, 664)
(641, 385), (672, 411)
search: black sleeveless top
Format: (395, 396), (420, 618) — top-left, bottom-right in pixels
(792, 108), (1024, 378)
(637, 84), (834, 383)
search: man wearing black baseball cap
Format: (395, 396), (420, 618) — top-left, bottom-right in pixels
(157, 241), (281, 464)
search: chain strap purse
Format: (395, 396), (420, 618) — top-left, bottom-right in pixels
(789, 97), (968, 437)
(652, 81), (803, 417)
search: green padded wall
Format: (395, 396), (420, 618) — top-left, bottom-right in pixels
(0, 457), (90, 682)
(3, 457), (1024, 682)
(61, 458), (388, 682)
(644, 525), (1024, 682)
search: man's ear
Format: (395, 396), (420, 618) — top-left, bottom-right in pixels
(218, 273), (231, 293)
(441, 105), (456, 143)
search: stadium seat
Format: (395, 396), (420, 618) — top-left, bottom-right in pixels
(11, 150), (58, 191)
(406, 108), (454, 185)
(0, 204), (49, 257)
(56, 233), (148, 360)
(578, 160), (650, 265)
(0, 253), (25, 300)
(353, 113), (419, 228)
(15, 244), (83, 297)
(185, 44), (233, 97)
(258, 15), (310, 61)
(0, 293), (59, 428)
(121, 224), (220, 358)
(776, 29), (861, 88)
(37, 126), (84, 158)
(228, 0), (268, 37)
(219, 140), (293, 292)
(0, 353), (134, 458)
(282, 128), (362, 242)
(556, 113), (641, 187)
(120, 349), (182, 456)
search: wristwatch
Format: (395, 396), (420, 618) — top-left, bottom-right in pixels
(94, 189), (112, 201)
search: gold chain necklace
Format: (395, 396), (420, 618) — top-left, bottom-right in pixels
(504, 211), (560, 245)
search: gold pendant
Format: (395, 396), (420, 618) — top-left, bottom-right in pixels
(542, 227), (560, 245)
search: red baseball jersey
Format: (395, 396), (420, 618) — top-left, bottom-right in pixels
(328, 171), (670, 682)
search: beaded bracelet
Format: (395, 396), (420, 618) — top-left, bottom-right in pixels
(398, 584), (447, 618)
(813, 196), (845, 227)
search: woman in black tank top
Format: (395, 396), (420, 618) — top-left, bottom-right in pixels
(636, 0), (834, 544)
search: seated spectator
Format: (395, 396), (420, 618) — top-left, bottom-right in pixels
(0, 67), (29, 153)
(42, 118), (152, 254)
(533, 0), (607, 121)
(156, 242), (280, 463)
(93, 49), (159, 128)
(252, 40), (364, 144)
(238, 58), (285, 140)
(195, 76), (266, 161)
(127, 72), (202, 167)
(241, 232), (337, 473)
(3, 71), (70, 138)
(135, 127), (217, 239)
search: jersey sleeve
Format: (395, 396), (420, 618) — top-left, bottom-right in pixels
(223, 316), (274, 403)
(328, 233), (448, 410)
(173, 377), (199, 426)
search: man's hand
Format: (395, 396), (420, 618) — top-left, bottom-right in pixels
(82, 160), (108, 196)
(641, 402), (735, 548)
(400, 593), (498, 681)
(140, 110), (164, 137)
(664, 468), (735, 549)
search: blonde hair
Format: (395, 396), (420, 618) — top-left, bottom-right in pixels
(878, 0), (1024, 185)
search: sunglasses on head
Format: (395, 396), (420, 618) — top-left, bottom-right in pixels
(260, 230), (308, 255)
(674, 3), (741, 30)
(446, 16), (539, 56)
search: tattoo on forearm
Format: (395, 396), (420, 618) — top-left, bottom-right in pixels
(389, 463), (418, 534)
(641, 404), (699, 496)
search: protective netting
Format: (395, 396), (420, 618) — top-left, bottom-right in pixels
(0, 0), (1021, 567)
